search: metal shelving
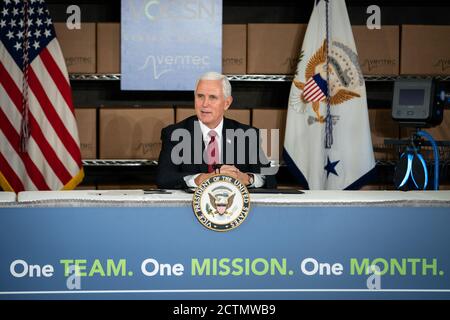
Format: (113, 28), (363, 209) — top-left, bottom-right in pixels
(81, 159), (440, 167)
(70, 74), (121, 81)
(82, 159), (157, 167)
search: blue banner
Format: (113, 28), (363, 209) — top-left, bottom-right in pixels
(0, 205), (449, 300)
(121, 0), (222, 90)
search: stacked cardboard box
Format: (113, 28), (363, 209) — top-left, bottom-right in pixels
(352, 25), (400, 75)
(99, 108), (174, 160)
(74, 108), (97, 159)
(54, 22), (96, 73)
(247, 24), (307, 74)
(97, 23), (121, 73)
(223, 24), (247, 74)
(401, 25), (450, 75)
(57, 23), (450, 77)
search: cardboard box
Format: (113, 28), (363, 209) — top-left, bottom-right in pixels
(352, 25), (399, 75)
(97, 23), (120, 73)
(175, 107), (251, 125)
(223, 24), (247, 74)
(368, 109), (400, 160)
(401, 25), (450, 75)
(252, 109), (287, 161)
(74, 108), (97, 159)
(54, 23), (96, 73)
(99, 108), (174, 160)
(247, 24), (307, 74)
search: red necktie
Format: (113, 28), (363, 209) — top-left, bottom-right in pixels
(206, 130), (219, 173)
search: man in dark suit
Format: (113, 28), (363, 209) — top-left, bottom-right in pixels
(156, 72), (276, 189)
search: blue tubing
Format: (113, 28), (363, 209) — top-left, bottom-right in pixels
(417, 130), (439, 190)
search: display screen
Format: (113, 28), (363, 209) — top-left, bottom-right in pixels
(399, 89), (425, 106)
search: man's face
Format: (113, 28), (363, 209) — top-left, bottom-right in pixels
(195, 79), (232, 129)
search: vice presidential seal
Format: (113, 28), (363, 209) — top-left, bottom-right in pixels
(192, 174), (250, 232)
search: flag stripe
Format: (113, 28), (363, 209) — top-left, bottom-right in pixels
(304, 84), (319, 94)
(0, 108), (49, 190)
(304, 79), (315, 91)
(305, 91), (322, 101)
(0, 145), (25, 192)
(0, 43), (22, 92)
(0, 62), (72, 188)
(31, 55), (81, 171)
(310, 90), (325, 101)
(40, 43), (74, 115)
(304, 85), (321, 98)
(46, 40), (71, 81)
(304, 82), (319, 93)
(0, 129), (36, 191)
(27, 67), (82, 165)
(34, 47), (79, 135)
(28, 116), (72, 185)
(0, 61), (23, 112)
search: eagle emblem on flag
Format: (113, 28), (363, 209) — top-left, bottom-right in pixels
(291, 40), (363, 125)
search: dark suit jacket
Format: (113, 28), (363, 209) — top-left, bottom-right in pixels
(156, 116), (276, 189)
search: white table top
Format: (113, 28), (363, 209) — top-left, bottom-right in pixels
(0, 192), (16, 203)
(9, 190), (450, 207)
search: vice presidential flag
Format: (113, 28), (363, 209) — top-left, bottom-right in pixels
(284, 0), (375, 190)
(0, 0), (83, 193)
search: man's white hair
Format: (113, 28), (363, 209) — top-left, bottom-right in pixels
(195, 71), (232, 99)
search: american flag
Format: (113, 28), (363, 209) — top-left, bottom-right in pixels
(303, 73), (328, 102)
(0, 0), (83, 192)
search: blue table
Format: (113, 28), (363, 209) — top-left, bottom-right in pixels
(1, 190), (449, 300)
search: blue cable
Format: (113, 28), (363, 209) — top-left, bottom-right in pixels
(399, 152), (414, 189)
(417, 130), (439, 190)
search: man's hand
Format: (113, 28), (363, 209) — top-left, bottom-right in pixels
(194, 172), (215, 186)
(219, 165), (251, 185)
(194, 166), (251, 186)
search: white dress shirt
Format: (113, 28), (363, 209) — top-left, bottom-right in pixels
(183, 119), (265, 188)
